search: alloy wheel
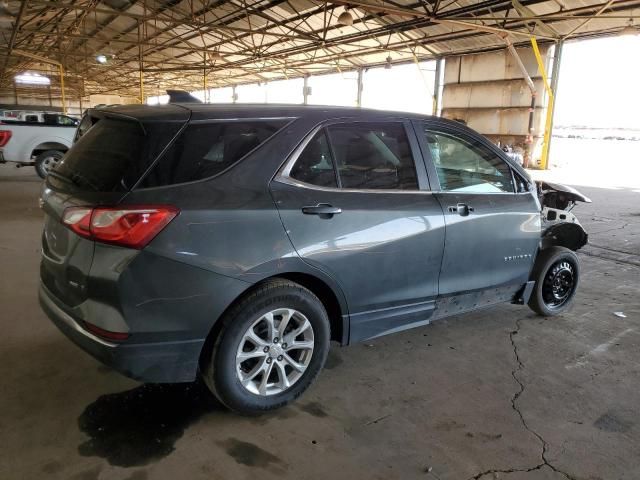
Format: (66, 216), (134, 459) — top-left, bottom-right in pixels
(235, 308), (314, 396)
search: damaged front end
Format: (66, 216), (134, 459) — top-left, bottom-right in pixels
(537, 181), (591, 251)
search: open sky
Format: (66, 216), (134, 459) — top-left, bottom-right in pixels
(554, 35), (640, 129)
(152, 34), (640, 133)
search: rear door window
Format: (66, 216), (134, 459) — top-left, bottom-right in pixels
(289, 130), (337, 188)
(326, 122), (418, 190)
(140, 120), (288, 187)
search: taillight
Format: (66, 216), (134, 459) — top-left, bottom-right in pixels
(62, 207), (92, 238)
(0, 130), (12, 147)
(61, 205), (179, 249)
(83, 321), (130, 341)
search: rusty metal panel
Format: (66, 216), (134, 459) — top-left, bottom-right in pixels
(442, 79), (545, 109)
(444, 47), (550, 84)
(441, 45), (551, 143)
(442, 108), (544, 136)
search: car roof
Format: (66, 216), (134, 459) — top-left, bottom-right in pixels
(89, 102), (446, 123)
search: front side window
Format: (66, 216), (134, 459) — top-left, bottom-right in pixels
(327, 122), (418, 190)
(59, 115), (79, 126)
(422, 127), (514, 193)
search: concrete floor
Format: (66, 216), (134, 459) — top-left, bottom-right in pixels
(1, 167), (638, 480)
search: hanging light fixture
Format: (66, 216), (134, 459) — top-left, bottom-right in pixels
(620, 19), (638, 36)
(385, 55), (392, 69)
(209, 49), (223, 61)
(337, 8), (354, 26)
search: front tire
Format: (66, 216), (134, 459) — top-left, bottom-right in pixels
(35, 150), (64, 178)
(201, 279), (330, 415)
(528, 246), (580, 316)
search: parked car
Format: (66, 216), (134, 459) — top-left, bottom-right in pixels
(39, 104), (589, 414)
(0, 110), (79, 125)
(0, 113), (79, 178)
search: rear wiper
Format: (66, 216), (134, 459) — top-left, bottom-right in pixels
(47, 170), (99, 191)
(70, 172), (100, 191)
(47, 170), (76, 187)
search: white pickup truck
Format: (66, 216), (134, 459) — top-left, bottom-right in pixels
(0, 113), (79, 178)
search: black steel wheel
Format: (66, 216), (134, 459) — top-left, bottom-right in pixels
(528, 246), (580, 316)
(35, 150), (64, 178)
(542, 260), (575, 308)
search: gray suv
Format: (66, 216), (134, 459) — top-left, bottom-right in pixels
(39, 104), (589, 414)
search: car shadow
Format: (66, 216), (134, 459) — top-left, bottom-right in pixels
(77, 380), (221, 467)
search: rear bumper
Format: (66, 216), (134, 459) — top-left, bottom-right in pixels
(0, 151), (32, 165)
(39, 283), (204, 383)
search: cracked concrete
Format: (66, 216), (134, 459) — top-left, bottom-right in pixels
(467, 318), (577, 480)
(1, 168), (639, 480)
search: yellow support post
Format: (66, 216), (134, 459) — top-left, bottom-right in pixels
(139, 68), (144, 104)
(138, 21), (144, 104)
(59, 64), (67, 114)
(530, 37), (553, 170)
(203, 69), (207, 103)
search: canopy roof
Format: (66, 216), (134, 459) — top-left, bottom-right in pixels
(1, 0), (638, 98)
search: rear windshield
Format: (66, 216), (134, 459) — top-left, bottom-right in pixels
(52, 117), (182, 192)
(51, 117), (287, 192)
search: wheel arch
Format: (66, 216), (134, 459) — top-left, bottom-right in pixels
(198, 270), (350, 372)
(275, 272), (347, 345)
(541, 222), (588, 252)
(32, 142), (69, 157)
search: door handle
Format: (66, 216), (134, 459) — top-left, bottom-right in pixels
(448, 203), (474, 216)
(302, 203), (342, 218)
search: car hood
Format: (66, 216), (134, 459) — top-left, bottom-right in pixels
(536, 181), (592, 204)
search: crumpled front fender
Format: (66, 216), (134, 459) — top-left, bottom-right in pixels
(541, 207), (588, 251)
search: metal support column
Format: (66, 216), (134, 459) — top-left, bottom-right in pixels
(530, 37), (558, 170)
(356, 68), (363, 107)
(203, 66), (207, 103)
(504, 37), (537, 168)
(546, 40), (564, 167)
(433, 58), (443, 116)
(303, 75), (309, 105)
(138, 21), (144, 104)
(59, 64), (67, 114)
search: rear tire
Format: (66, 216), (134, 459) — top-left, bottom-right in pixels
(201, 279), (330, 415)
(528, 246), (580, 316)
(35, 150), (64, 178)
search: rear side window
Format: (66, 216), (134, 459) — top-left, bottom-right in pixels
(327, 123), (418, 190)
(53, 118), (181, 192)
(74, 114), (93, 142)
(140, 120), (287, 187)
